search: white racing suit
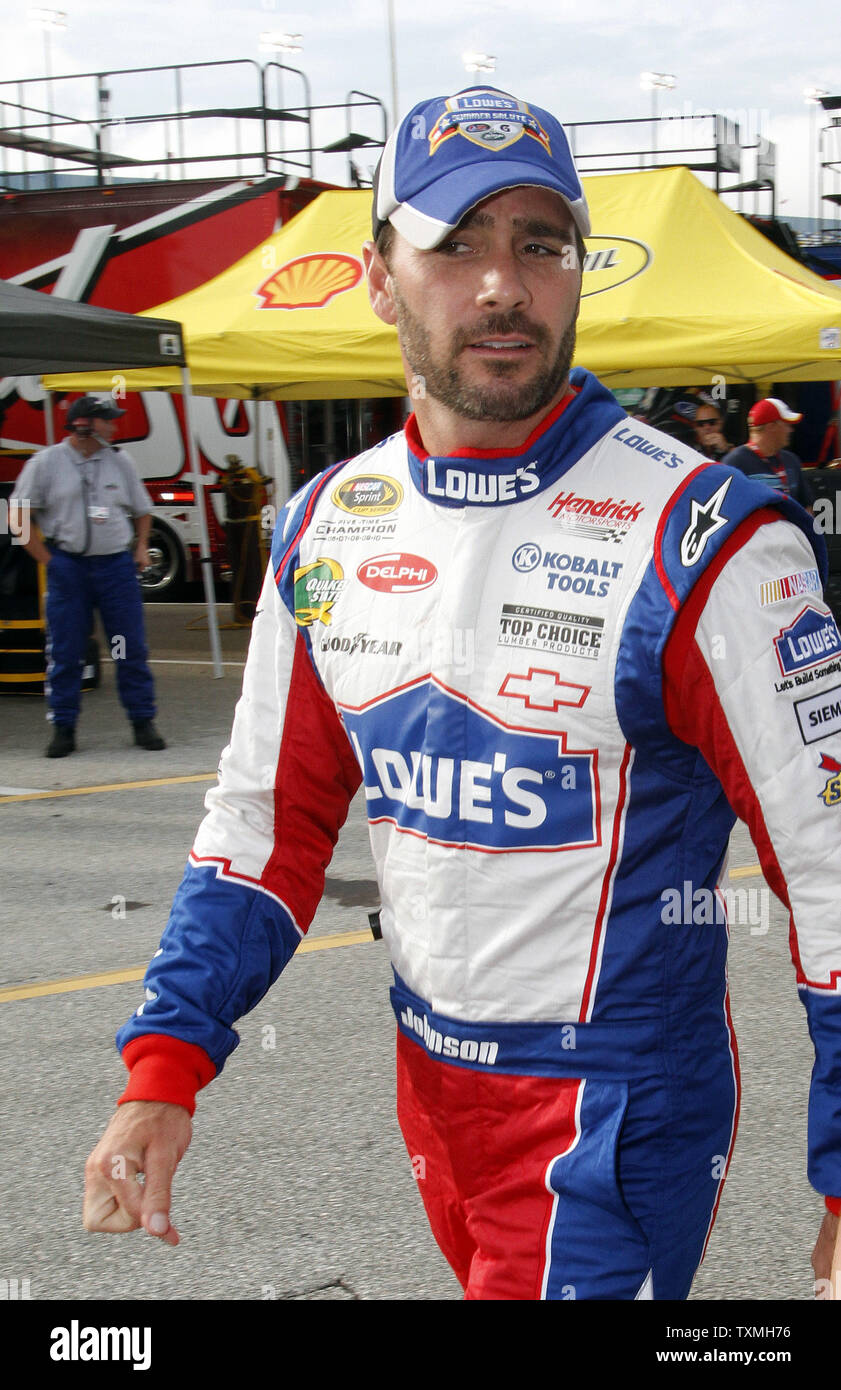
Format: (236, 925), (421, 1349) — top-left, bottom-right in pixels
(117, 369), (841, 1299)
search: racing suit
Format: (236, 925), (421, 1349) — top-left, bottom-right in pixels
(116, 368), (841, 1299)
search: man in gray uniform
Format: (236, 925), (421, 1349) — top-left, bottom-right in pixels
(11, 394), (166, 757)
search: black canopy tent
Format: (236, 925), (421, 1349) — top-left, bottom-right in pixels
(0, 278), (187, 374)
(0, 279), (222, 675)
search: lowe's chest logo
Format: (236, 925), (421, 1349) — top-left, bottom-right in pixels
(774, 605), (841, 676)
(339, 677), (600, 853)
(425, 458), (539, 504)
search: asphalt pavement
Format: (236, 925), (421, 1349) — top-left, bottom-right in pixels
(0, 601), (827, 1306)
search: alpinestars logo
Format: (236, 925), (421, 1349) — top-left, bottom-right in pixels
(679, 478), (732, 567)
(339, 677), (600, 852)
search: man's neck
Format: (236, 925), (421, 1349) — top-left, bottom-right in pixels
(411, 378), (572, 456)
(748, 435), (777, 460)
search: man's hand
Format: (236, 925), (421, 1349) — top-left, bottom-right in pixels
(83, 1101), (193, 1246)
(706, 429), (729, 455)
(812, 1210), (841, 1297)
(134, 543), (151, 573)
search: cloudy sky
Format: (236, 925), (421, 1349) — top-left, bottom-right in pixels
(3, 0), (840, 219)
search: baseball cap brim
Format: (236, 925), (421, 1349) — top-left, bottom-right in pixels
(384, 157), (590, 249)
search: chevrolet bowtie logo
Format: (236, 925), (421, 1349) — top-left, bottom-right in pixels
(498, 669), (590, 712)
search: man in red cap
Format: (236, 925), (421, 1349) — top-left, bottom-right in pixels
(724, 398), (812, 508)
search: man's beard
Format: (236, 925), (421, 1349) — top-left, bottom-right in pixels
(392, 289), (577, 423)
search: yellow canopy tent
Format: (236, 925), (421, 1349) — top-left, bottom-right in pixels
(44, 167), (841, 397)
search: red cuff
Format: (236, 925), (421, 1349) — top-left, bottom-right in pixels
(825, 1195), (841, 1218)
(118, 1035), (216, 1117)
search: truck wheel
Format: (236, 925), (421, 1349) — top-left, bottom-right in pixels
(140, 522), (185, 599)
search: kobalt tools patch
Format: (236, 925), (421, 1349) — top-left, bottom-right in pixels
(512, 543), (623, 597)
(357, 553), (437, 593)
(340, 678), (600, 852)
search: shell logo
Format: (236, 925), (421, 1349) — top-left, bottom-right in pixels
(581, 236), (652, 298)
(255, 254), (363, 310)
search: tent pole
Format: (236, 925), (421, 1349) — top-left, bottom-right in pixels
(44, 392), (55, 445)
(181, 366), (224, 679)
(252, 390), (261, 478)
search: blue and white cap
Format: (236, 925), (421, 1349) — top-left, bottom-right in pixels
(373, 87), (590, 248)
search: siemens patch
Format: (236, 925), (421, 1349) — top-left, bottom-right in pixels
(794, 685), (841, 744)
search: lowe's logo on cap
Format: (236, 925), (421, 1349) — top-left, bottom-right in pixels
(428, 91), (552, 156)
(373, 86), (590, 250)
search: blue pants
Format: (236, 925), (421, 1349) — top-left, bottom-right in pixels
(45, 548), (156, 727)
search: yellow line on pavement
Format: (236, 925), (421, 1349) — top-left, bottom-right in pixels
(0, 929), (373, 1003)
(0, 968), (147, 1002)
(299, 929), (372, 954)
(0, 773), (217, 805)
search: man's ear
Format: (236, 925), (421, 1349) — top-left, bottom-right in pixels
(363, 240), (398, 327)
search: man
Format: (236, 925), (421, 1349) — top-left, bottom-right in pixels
(724, 397), (812, 507)
(83, 88), (841, 1300)
(691, 395), (731, 461)
(10, 394), (165, 756)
